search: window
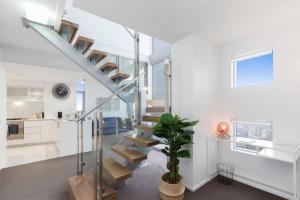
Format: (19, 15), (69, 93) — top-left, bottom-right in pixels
(232, 120), (272, 153)
(231, 49), (273, 88)
(76, 81), (85, 112)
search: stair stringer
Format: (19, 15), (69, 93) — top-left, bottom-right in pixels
(22, 18), (133, 103)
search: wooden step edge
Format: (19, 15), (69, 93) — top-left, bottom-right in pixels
(60, 19), (79, 28)
(142, 115), (160, 122)
(73, 36), (94, 54)
(68, 173), (116, 200)
(87, 50), (107, 63)
(59, 20), (79, 43)
(124, 134), (159, 147)
(146, 99), (165, 107)
(112, 145), (147, 163)
(100, 62), (119, 70)
(103, 158), (132, 182)
(146, 107), (165, 113)
(75, 36), (94, 43)
(133, 124), (153, 132)
(110, 73), (130, 80)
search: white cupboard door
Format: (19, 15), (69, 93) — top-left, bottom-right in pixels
(24, 121), (41, 128)
(25, 133), (41, 143)
(41, 121), (56, 142)
(24, 124), (41, 144)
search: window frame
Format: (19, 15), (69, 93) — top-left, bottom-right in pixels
(231, 119), (273, 154)
(231, 48), (273, 88)
(76, 91), (85, 112)
(76, 81), (86, 112)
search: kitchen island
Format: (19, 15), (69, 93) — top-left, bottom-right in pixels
(7, 118), (79, 157)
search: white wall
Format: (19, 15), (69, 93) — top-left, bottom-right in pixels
(218, 24), (300, 197)
(85, 76), (128, 119)
(0, 46), (7, 169)
(171, 34), (218, 190)
(5, 63), (78, 119)
(5, 62), (129, 119)
(63, 4), (152, 61)
(7, 101), (44, 119)
(4, 62), (131, 154)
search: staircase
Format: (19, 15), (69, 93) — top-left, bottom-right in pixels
(23, 18), (133, 103)
(23, 17), (169, 200)
(68, 98), (166, 200)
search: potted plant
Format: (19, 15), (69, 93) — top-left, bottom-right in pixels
(153, 113), (198, 200)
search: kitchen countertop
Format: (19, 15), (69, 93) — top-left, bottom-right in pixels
(25, 118), (77, 123)
(7, 118), (77, 124)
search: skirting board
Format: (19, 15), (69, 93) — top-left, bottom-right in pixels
(185, 171), (218, 192)
(187, 172), (294, 200)
(185, 178), (209, 192)
(0, 156), (6, 170)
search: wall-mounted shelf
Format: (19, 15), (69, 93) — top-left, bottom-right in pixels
(208, 137), (300, 200)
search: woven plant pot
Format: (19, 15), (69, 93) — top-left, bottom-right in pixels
(159, 175), (185, 200)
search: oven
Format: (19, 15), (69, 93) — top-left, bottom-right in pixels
(7, 119), (24, 140)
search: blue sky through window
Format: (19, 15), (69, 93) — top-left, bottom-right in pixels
(235, 52), (273, 87)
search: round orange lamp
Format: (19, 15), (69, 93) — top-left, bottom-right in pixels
(216, 122), (230, 138)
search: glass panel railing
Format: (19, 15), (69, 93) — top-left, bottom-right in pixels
(74, 74), (141, 200)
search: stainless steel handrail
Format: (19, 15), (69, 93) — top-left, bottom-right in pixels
(76, 72), (144, 123)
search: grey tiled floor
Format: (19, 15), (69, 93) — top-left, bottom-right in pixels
(0, 150), (285, 200)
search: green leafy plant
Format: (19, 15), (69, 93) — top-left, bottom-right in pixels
(153, 113), (198, 184)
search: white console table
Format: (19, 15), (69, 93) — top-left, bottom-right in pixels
(208, 137), (300, 200)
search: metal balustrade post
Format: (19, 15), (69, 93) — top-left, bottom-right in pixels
(77, 111), (84, 175)
(77, 122), (80, 175)
(164, 59), (172, 113)
(116, 118), (119, 137)
(80, 118), (84, 174)
(134, 32), (141, 125)
(94, 111), (104, 200)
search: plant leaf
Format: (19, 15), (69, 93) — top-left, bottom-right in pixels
(160, 113), (175, 124)
(178, 150), (191, 158)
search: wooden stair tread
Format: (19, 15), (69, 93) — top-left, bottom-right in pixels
(124, 134), (159, 147)
(146, 107), (165, 113)
(103, 158), (132, 182)
(111, 73), (130, 83)
(143, 115), (160, 122)
(59, 19), (78, 43)
(73, 36), (94, 54)
(60, 19), (79, 28)
(87, 50), (107, 64)
(68, 173), (116, 200)
(133, 124), (154, 132)
(112, 145), (147, 163)
(100, 62), (119, 71)
(111, 73), (129, 80)
(146, 99), (165, 107)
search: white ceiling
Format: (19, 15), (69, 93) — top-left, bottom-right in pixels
(0, 0), (62, 53)
(73, 0), (300, 45)
(1, 0), (300, 54)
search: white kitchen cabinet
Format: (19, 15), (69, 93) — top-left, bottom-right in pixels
(7, 87), (44, 102)
(24, 121), (41, 144)
(25, 132), (41, 143)
(24, 121), (41, 128)
(7, 120), (58, 147)
(41, 120), (58, 142)
(24, 119), (58, 144)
